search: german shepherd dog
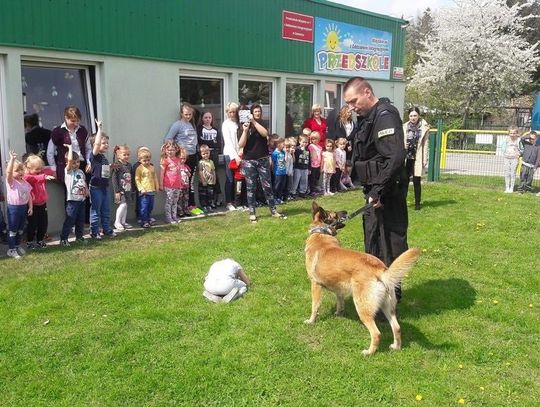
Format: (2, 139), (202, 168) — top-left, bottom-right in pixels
(305, 202), (420, 356)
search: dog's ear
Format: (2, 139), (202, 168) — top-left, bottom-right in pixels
(311, 201), (320, 219)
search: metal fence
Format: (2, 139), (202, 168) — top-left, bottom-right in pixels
(428, 126), (540, 191)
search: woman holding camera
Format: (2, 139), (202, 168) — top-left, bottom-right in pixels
(238, 104), (286, 223)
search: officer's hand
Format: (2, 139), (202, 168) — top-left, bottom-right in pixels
(368, 196), (383, 209)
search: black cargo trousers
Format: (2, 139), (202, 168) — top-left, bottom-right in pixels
(362, 174), (408, 300)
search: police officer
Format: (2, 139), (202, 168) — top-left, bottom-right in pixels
(343, 77), (408, 300)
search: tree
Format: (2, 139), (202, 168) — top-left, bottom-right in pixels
(404, 9), (435, 80)
(404, 9), (437, 113)
(409, 0), (539, 126)
(507, 0), (540, 91)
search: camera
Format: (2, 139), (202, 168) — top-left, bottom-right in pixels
(239, 110), (252, 124)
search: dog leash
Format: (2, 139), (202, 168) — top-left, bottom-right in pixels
(328, 201), (374, 229)
(346, 201), (374, 221)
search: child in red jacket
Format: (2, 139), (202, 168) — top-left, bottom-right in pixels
(228, 152), (247, 210)
(23, 154), (55, 249)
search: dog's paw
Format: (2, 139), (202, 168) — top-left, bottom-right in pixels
(362, 349), (373, 356)
(389, 343), (401, 351)
(334, 309), (345, 317)
(304, 318), (315, 324)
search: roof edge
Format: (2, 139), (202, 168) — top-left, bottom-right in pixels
(309, 0), (409, 23)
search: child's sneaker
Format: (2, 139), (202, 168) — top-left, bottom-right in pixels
(222, 287), (240, 303)
(142, 222), (151, 228)
(90, 233), (102, 240)
(203, 290), (222, 303)
(104, 231), (117, 238)
(271, 210), (287, 219)
(7, 248), (21, 259)
(16, 246), (26, 256)
(36, 241), (47, 249)
(26, 241), (37, 250)
(122, 223), (133, 229)
(249, 214), (258, 223)
(60, 239), (70, 247)
(114, 222), (125, 231)
(76, 237), (87, 245)
(226, 203), (236, 211)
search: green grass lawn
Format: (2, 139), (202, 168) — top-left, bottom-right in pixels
(1, 183), (539, 406)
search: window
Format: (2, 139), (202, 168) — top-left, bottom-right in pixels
(21, 64), (95, 132)
(324, 82), (343, 117)
(238, 80), (273, 132)
(285, 83), (313, 136)
(0, 60), (5, 165)
(180, 77), (223, 128)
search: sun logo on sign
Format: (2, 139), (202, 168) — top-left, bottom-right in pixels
(323, 23), (341, 51)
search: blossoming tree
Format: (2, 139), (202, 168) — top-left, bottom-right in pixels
(409, 0), (539, 126)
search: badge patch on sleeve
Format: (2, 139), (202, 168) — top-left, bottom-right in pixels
(378, 128), (394, 138)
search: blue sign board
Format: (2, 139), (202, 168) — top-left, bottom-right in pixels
(532, 92), (540, 131)
(314, 17), (392, 80)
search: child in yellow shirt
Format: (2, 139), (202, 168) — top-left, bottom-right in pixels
(135, 148), (160, 228)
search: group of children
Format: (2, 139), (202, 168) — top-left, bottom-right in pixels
(269, 128), (355, 204)
(502, 128), (540, 194)
(2, 118), (228, 259)
(223, 128), (355, 212)
(3, 120), (357, 258)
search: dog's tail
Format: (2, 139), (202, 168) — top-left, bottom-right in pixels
(380, 248), (421, 289)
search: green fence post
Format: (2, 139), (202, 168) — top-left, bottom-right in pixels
(427, 132), (435, 182)
(434, 119), (442, 181)
(427, 119), (442, 182)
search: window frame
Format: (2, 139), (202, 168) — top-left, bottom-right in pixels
(285, 80), (316, 136)
(21, 61), (97, 133)
(324, 82), (344, 117)
(0, 56), (7, 174)
(238, 75), (276, 133)
(179, 72), (227, 129)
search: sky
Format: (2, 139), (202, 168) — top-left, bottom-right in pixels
(327, 0), (455, 21)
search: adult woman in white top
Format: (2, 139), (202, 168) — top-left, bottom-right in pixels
(221, 102), (240, 211)
(402, 107), (430, 210)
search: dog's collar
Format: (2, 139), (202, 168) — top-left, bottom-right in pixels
(309, 225), (335, 236)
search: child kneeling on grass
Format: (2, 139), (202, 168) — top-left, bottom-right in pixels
(203, 259), (251, 303)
